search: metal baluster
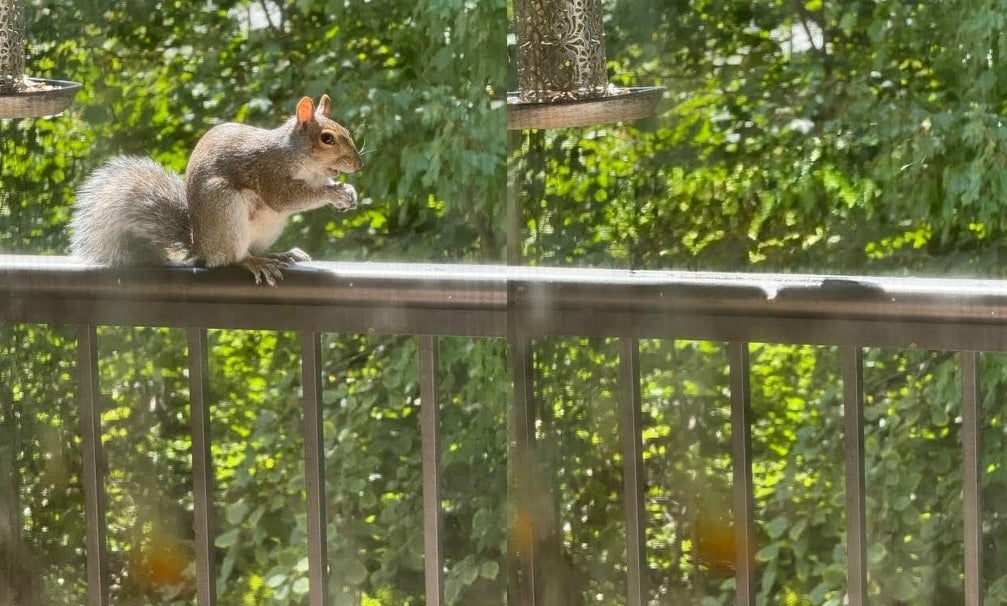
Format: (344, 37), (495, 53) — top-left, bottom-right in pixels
(619, 338), (646, 606)
(728, 342), (755, 605)
(961, 351), (983, 606)
(843, 346), (868, 606)
(508, 336), (537, 605)
(186, 328), (216, 605)
(75, 325), (109, 606)
(419, 336), (445, 606)
(301, 332), (329, 606)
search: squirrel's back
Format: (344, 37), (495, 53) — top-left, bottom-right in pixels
(70, 156), (192, 265)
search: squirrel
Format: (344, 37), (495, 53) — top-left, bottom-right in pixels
(70, 94), (362, 285)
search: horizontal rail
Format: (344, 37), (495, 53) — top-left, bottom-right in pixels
(4, 256), (993, 604)
(5, 256), (1007, 349)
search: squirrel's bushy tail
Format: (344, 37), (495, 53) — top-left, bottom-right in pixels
(70, 156), (191, 265)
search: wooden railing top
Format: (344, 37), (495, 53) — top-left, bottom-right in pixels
(3, 254), (1007, 349)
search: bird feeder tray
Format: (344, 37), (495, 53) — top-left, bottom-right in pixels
(507, 86), (662, 130)
(0, 0), (80, 119)
(0, 78), (80, 119)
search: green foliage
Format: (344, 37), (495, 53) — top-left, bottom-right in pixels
(3, 0), (507, 603)
(520, 0), (1007, 273)
(5, 0), (1007, 605)
(508, 0), (1007, 603)
(0, 324), (84, 604)
(3, 0), (506, 261)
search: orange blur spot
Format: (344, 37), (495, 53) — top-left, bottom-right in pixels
(130, 532), (191, 595)
(694, 516), (738, 574)
(511, 509), (534, 555)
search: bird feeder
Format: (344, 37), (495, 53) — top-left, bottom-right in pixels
(507, 0), (662, 129)
(0, 0), (80, 119)
(504, 6), (664, 601)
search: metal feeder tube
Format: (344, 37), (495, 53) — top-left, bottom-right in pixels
(513, 0), (611, 103)
(0, 0), (26, 93)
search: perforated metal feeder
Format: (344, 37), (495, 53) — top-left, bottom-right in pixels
(0, 0), (80, 119)
(507, 0), (662, 129)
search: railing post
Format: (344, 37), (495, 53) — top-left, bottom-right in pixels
(728, 342), (756, 605)
(508, 334), (538, 605)
(961, 351), (983, 606)
(843, 346), (868, 606)
(618, 338), (646, 606)
(186, 328), (217, 605)
(419, 336), (445, 606)
(300, 332), (329, 606)
(74, 325), (110, 606)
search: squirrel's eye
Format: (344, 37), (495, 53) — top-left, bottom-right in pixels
(321, 132), (336, 145)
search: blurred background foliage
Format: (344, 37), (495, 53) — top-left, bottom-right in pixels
(3, 0), (1007, 604)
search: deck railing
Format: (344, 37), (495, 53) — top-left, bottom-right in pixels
(1, 254), (1002, 605)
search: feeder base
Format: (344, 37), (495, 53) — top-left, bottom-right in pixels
(507, 86), (663, 130)
(0, 78), (81, 119)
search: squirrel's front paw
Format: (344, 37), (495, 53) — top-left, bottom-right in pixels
(328, 182), (358, 212)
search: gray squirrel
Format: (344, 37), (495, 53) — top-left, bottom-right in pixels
(70, 94), (362, 285)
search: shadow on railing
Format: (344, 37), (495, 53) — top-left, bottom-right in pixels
(1, 254), (1001, 605)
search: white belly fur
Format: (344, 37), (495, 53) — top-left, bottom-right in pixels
(243, 190), (288, 253)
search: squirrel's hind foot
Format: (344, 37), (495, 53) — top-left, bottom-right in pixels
(241, 249), (311, 285)
(240, 255), (290, 286)
(266, 247), (312, 264)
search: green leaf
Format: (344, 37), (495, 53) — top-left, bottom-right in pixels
(766, 516), (788, 539)
(788, 518), (808, 541)
(479, 560), (500, 580)
(755, 541), (781, 562)
(822, 564), (845, 586)
(472, 508), (491, 538)
(459, 557), (479, 585)
(868, 542), (887, 565)
(226, 499), (250, 525)
(343, 558), (368, 586)
(215, 528), (241, 548)
(888, 571), (918, 602)
(292, 576), (310, 595)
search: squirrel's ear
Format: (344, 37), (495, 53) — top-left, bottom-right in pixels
(295, 96), (315, 127)
(316, 94), (332, 117)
